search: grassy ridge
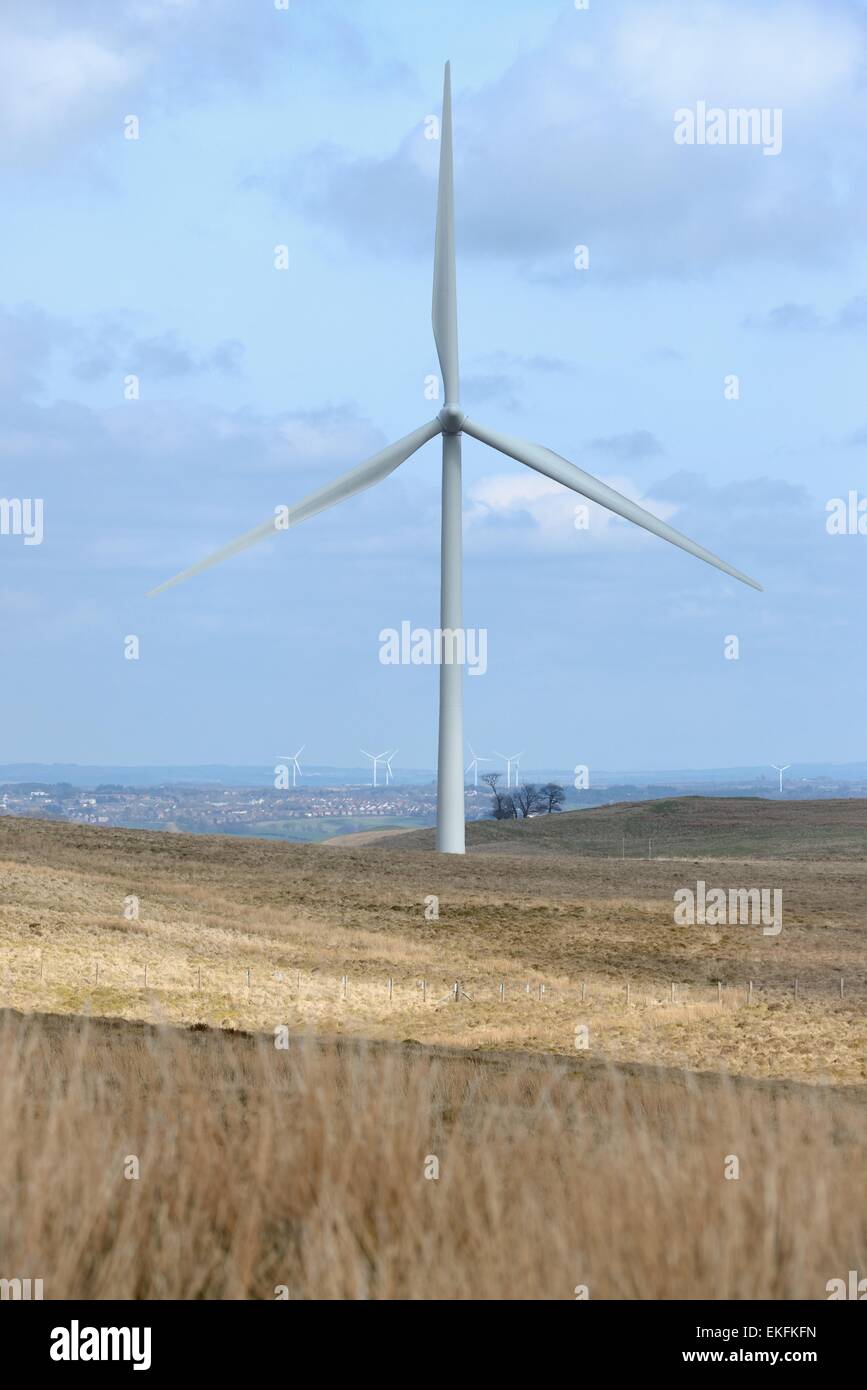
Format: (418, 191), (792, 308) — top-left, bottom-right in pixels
(382, 796), (867, 859)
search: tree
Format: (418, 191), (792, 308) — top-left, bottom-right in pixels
(512, 783), (544, 818)
(482, 771), (511, 820)
(540, 782), (566, 814)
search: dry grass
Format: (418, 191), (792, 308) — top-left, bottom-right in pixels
(0, 813), (865, 1083)
(1, 1007), (865, 1300)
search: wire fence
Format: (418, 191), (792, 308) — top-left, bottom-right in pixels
(0, 948), (860, 1016)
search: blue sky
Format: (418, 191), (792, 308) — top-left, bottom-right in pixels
(1, 0), (865, 773)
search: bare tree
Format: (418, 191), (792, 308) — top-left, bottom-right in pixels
(512, 783), (544, 819)
(482, 771), (512, 820)
(540, 783), (566, 814)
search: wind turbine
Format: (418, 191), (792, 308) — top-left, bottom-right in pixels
(147, 63), (762, 855)
(279, 746), (304, 788)
(771, 763), (790, 794)
(361, 749), (392, 788)
(383, 750), (398, 785)
(495, 750), (524, 789)
(465, 744), (492, 788)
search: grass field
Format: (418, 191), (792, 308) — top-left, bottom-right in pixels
(2, 799), (865, 1299)
(0, 800), (865, 1083)
(1, 1007), (864, 1300)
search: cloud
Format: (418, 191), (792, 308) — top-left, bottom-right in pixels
(587, 431), (662, 461)
(285, 1), (867, 279)
(474, 351), (571, 375)
(0, 1), (409, 167)
(466, 468), (680, 556)
(459, 351), (573, 411)
(79, 328), (245, 381)
(745, 296), (867, 332)
(0, 306), (244, 395)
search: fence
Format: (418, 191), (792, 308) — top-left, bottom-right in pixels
(0, 948), (859, 1016)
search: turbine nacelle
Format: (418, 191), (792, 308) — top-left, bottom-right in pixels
(438, 404), (466, 435)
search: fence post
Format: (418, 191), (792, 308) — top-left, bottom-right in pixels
(388, 976), (393, 1002)
(717, 981), (722, 1005)
(794, 977), (798, 1000)
(499, 980), (505, 1001)
(144, 963), (148, 988)
(748, 980), (753, 1005)
(341, 975), (347, 1000)
(626, 982), (631, 1006)
(197, 967), (202, 991)
(581, 981), (586, 1003)
(840, 976), (844, 1000)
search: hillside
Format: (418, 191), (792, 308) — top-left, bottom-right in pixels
(0, 805), (864, 1084)
(376, 796), (867, 859)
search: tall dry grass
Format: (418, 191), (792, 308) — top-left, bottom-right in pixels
(0, 1008), (864, 1299)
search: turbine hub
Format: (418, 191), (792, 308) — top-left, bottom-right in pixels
(438, 404), (465, 435)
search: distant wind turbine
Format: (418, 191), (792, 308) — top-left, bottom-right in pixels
(465, 745), (492, 788)
(495, 750), (524, 789)
(383, 750), (398, 785)
(147, 63), (762, 855)
(279, 745), (305, 788)
(361, 749), (392, 789)
(771, 763), (791, 794)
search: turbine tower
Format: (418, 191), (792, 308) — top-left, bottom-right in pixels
(465, 745), (492, 788)
(495, 750), (524, 789)
(279, 745), (304, 788)
(361, 749), (392, 788)
(147, 63), (762, 855)
(383, 750), (398, 785)
(771, 763), (790, 794)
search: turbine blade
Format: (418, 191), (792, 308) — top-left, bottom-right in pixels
(463, 418), (763, 591)
(432, 62), (459, 403)
(148, 418), (442, 597)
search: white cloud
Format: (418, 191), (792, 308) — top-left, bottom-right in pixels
(0, 30), (134, 162)
(467, 468), (678, 553)
(293, 0), (867, 277)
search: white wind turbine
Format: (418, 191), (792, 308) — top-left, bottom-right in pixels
(147, 63), (762, 855)
(771, 763), (790, 794)
(383, 750), (398, 785)
(495, 750), (524, 789)
(279, 745), (304, 788)
(361, 749), (392, 788)
(465, 744), (492, 788)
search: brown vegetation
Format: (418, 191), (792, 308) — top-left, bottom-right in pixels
(1, 1008), (864, 1300)
(0, 809), (865, 1083)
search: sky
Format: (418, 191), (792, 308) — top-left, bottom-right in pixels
(1, 0), (865, 774)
